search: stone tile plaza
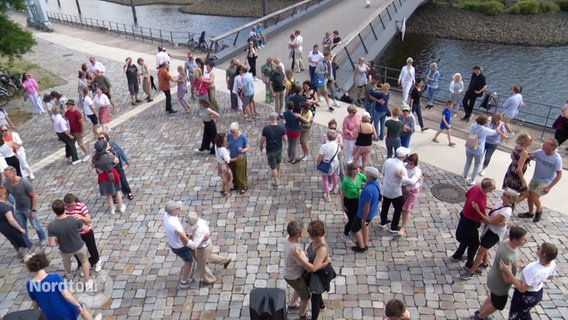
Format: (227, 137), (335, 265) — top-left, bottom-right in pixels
(1, 9), (568, 320)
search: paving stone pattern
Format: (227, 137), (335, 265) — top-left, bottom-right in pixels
(0, 39), (567, 320)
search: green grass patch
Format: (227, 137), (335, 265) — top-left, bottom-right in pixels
(1, 56), (65, 92)
(460, 0), (505, 15)
(179, 0), (300, 18)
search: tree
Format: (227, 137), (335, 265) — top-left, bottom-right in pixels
(0, 0), (36, 59)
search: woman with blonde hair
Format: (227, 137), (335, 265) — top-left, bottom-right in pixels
(502, 133), (532, 204)
(352, 57), (370, 105)
(214, 133), (233, 196)
(353, 112), (377, 170)
(193, 68), (210, 100)
(176, 65), (191, 112)
(449, 72), (464, 117)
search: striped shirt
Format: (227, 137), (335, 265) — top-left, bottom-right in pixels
(64, 202), (92, 235)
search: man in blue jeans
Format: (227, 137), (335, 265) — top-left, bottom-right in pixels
(3, 166), (46, 250)
(162, 200), (194, 289)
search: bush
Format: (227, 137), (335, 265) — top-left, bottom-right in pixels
(540, 0), (560, 12)
(557, 0), (568, 10)
(462, 0), (505, 15)
(510, 0), (540, 13)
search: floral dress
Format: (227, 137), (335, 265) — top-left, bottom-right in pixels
(502, 146), (530, 192)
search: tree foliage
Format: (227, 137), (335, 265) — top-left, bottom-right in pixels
(0, 0), (37, 59)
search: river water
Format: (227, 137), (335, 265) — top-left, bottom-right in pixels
(44, 0), (252, 35)
(376, 34), (568, 125)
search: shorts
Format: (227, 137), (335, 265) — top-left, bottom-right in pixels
(480, 228), (500, 249)
(243, 94), (254, 106)
(300, 127), (311, 144)
(353, 145), (372, 158)
(317, 81), (328, 93)
(87, 114), (99, 125)
(266, 150), (282, 170)
(285, 277), (311, 300)
(350, 216), (370, 233)
(171, 246), (193, 263)
(501, 113), (512, 124)
(528, 179), (547, 196)
(490, 292), (508, 310)
(61, 244), (89, 264)
(71, 132), (84, 146)
(128, 82), (139, 95)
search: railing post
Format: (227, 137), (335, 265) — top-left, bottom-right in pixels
(369, 23), (378, 40)
(344, 47), (355, 70)
(358, 34), (368, 54)
(386, 7), (392, 20)
(379, 15), (386, 29)
(170, 31), (174, 47)
(233, 32), (240, 46)
(392, 1), (398, 13)
(150, 28), (153, 43)
(159, 29), (163, 46)
(123, 23), (127, 37)
(132, 26), (136, 40)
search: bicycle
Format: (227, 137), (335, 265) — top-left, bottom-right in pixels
(187, 31), (209, 53)
(0, 86), (9, 107)
(0, 74), (18, 97)
(0, 67), (24, 97)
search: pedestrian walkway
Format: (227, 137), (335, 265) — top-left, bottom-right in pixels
(1, 11), (567, 320)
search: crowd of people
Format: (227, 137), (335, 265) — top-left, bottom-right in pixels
(0, 26), (566, 320)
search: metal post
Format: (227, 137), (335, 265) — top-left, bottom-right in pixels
(262, 0), (268, 16)
(386, 7), (392, 20)
(130, 0), (138, 24)
(170, 31), (174, 47)
(379, 15), (386, 29)
(392, 1), (398, 13)
(132, 25), (136, 40)
(369, 23), (377, 40)
(75, 0), (81, 15)
(358, 34), (368, 54)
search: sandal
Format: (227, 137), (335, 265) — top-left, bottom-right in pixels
(127, 193), (134, 200)
(288, 304), (299, 310)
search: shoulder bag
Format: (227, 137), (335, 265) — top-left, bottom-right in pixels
(316, 145), (339, 175)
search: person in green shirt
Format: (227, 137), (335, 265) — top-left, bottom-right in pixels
(261, 57), (274, 103)
(340, 162), (367, 242)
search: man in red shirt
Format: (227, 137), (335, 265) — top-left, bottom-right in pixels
(63, 100), (89, 161)
(451, 178), (496, 270)
(158, 62), (177, 114)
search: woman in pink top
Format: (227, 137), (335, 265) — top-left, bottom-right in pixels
(341, 104), (361, 164)
(21, 72), (45, 114)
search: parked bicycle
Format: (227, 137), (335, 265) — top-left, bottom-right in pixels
(0, 86), (9, 107)
(0, 68), (25, 97)
(187, 31), (209, 53)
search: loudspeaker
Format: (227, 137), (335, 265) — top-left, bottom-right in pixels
(3, 309), (48, 320)
(249, 288), (287, 320)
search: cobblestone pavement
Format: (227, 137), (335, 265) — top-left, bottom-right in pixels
(0, 36), (567, 320)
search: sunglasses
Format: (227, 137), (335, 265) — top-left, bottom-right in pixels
(1, 129), (9, 132)
(98, 137), (106, 140)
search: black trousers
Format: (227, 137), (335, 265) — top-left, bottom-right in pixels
(343, 197), (359, 235)
(230, 92), (238, 110)
(200, 120), (217, 152)
(452, 212), (481, 268)
(163, 89), (173, 112)
(555, 127), (568, 146)
(380, 195), (404, 229)
(117, 166), (132, 195)
(57, 132), (79, 161)
(5, 155), (22, 177)
(462, 90), (478, 119)
(76, 230), (100, 267)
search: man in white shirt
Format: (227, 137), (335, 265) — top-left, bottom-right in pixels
(87, 57), (105, 74)
(308, 45), (324, 87)
(379, 146), (409, 233)
(292, 29), (305, 73)
(155, 46), (171, 70)
(162, 200), (193, 289)
(186, 212), (231, 285)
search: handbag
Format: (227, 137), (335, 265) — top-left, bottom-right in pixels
(465, 127), (480, 149)
(315, 76), (325, 88)
(316, 145), (339, 175)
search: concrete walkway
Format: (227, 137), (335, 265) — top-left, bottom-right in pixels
(1, 11), (567, 320)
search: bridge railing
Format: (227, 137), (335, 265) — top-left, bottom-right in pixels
(206, 0), (328, 61)
(330, 0), (409, 95)
(46, 11), (211, 49)
(376, 65), (560, 140)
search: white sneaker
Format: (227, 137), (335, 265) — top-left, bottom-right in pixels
(323, 193), (330, 202)
(71, 160), (82, 165)
(331, 186), (339, 194)
(93, 314), (103, 320)
(110, 208), (116, 215)
(95, 261), (102, 272)
(23, 254), (34, 263)
(119, 204), (126, 213)
(82, 154), (91, 161)
(29, 173), (35, 180)
(467, 179), (476, 186)
(339, 234), (348, 242)
(301, 155), (310, 161)
(479, 169), (486, 176)
(39, 241), (47, 251)
(66, 157), (72, 164)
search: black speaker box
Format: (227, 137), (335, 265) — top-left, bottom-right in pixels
(249, 287), (287, 320)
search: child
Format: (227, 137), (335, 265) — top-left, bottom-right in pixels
(449, 73), (464, 117)
(385, 299), (411, 320)
(432, 101), (456, 147)
(214, 133), (233, 196)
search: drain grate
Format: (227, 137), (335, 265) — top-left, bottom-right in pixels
(431, 183), (466, 204)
